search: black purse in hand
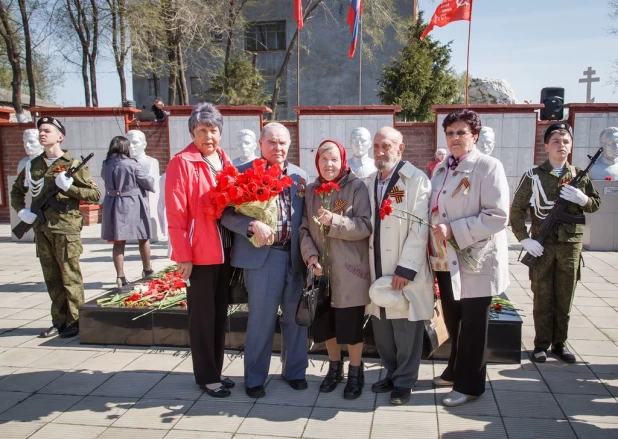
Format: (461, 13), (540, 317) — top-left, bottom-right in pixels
(295, 266), (320, 327)
(228, 267), (249, 304)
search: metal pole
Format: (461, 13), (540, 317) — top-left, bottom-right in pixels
(358, 12), (362, 105)
(297, 29), (300, 107)
(465, 2), (474, 105)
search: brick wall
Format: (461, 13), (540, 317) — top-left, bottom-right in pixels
(0, 123), (36, 221)
(397, 123), (435, 175)
(281, 122), (299, 166)
(128, 122), (171, 174)
(535, 120), (556, 166)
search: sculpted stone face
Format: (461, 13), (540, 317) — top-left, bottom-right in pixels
(126, 130), (147, 159)
(23, 129), (43, 158)
(602, 130), (618, 161)
(477, 127), (495, 156)
(237, 131), (257, 161)
(350, 127), (372, 158)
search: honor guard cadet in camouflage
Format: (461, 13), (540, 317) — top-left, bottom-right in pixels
(510, 123), (600, 364)
(10, 117), (101, 339)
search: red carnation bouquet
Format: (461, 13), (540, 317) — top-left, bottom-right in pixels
(205, 159), (293, 247)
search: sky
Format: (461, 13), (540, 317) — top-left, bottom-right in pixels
(52, 0), (618, 107)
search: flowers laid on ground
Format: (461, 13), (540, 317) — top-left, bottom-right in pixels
(489, 297), (521, 319)
(97, 267), (187, 319)
(606, 176), (613, 181)
(204, 159), (293, 247)
(380, 198), (480, 271)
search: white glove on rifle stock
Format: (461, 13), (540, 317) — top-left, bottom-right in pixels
(18, 208), (37, 224)
(520, 238), (544, 257)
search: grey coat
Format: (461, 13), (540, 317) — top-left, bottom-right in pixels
(299, 172), (372, 308)
(101, 156), (155, 240)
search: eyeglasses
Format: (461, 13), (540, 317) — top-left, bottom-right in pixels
(445, 130), (471, 138)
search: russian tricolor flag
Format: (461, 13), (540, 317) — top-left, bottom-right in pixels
(347, 0), (362, 58)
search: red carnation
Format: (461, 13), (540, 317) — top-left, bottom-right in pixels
(379, 199), (393, 220)
(606, 176), (613, 181)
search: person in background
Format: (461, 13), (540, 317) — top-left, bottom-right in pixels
(510, 122), (600, 364)
(427, 148), (447, 178)
(152, 97), (170, 123)
(299, 139), (372, 400)
(101, 136), (155, 287)
(165, 102), (235, 397)
(430, 109), (510, 407)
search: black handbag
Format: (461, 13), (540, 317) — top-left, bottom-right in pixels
(422, 296), (449, 359)
(295, 267), (320, 326)
(228, 267), (249, 304)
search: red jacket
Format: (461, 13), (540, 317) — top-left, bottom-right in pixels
(165, 143), (232, 265)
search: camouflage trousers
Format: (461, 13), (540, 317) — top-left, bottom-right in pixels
(530, 241), (582, 350)
(35, 229), (85, 327)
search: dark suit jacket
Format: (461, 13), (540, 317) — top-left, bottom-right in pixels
(221, 160), (307, 273)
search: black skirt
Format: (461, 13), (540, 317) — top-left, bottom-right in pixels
(311, 299), (366, 345)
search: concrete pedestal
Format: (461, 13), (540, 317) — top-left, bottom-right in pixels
(584, 180), (618, 251)
(8, 176), (35, 242)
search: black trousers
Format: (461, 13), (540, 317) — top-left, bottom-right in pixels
(436, 271), (491, 397)
(186, 249), (232, 385)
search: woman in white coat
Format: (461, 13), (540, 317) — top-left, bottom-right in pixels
(430, 109), (510, 407)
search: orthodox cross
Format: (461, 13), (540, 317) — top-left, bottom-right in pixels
(578, 67), (600, 103)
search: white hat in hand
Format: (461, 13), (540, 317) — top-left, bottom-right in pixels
(369, 276), (409, 312)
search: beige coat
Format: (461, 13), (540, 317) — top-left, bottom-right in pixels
(430, 148), (510, 300)
(299, 172), (372, 308)
(365, 161), (435, 321)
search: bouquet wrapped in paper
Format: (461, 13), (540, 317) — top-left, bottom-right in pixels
(205, 159), (293, 247)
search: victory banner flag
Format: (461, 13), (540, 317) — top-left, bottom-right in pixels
(420, 0), (473, 40)
(295, 0), (304, 30)
(347, 0), (362, 58)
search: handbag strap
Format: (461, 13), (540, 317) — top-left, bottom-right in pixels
(306, 265), (315, 289)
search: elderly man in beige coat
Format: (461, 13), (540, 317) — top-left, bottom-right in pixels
(365, 127), (434, 405)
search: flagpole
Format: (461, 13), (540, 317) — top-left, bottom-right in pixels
(297, 28), (300, 107)
(465, 1), (474, 105)
(358, 12), (362, 105)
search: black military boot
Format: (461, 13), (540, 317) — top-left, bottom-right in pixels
(344, 362), (364, 400)
(320, 360), (344, 393)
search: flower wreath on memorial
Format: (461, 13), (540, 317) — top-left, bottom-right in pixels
(204, 158), (293, 248)
(379, 198), (480, 272)
(311, 181), (341, 295)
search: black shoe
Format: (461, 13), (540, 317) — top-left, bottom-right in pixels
(116, 277), (128, 288)
(371, 377), (394, 394)
(245, 385), (266, 398)
(531, 347), (547, 363)
(344, 362), (364, 400)
(551, 344), (576, 363)
(200, 384), (231, 398)
(220, 377), (236, 388)
(389, 387), (411, 405)
(286, 378), (308, 390)
(59, 325), (79, 339)
(320, 360), (344, 393)
(142, 268), (155, 279)
(39, 324), (65, 338)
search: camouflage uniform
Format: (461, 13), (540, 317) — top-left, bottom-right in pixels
(510, 161), (600, 350)
(11, 151), (100, 327)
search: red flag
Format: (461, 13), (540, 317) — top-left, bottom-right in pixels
(295, 0), (304, 30)
(420, 0), (473, 40)
(347, 0), (362, 58)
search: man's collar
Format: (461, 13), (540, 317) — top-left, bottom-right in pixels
(379, 162), (399, 182)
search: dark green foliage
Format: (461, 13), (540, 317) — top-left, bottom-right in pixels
(378, 12), (460, 122)
(208, 52), (269, 105)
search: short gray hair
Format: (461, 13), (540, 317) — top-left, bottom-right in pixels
(435, 148), (447, 158)
(188, 102), (223, 135)
(237, 129), (256, 141)
(600, 127), (618, 144)
(261, 122), (290, 140)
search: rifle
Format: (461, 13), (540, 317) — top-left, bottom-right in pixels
(521, 147), (603, 268)
(12, 153), (95, 239)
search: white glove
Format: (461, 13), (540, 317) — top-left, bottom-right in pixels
(55, 171), (74, 191)
(521, 238), (544, 257)
(18, 208), (37, 224)
(560, 185), (589, 207)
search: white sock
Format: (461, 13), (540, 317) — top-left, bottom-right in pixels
(205, 383), (222, 390)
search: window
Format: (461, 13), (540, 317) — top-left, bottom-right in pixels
(148, 78), (159, 96)
(245, 21), (286, 52)
(190, 77), (204, 95)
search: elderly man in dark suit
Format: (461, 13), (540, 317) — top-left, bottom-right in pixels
(222, 122), (308, 399)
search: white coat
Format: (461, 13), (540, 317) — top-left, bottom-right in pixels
(365, 161), (435, 321)
(430, 148), (510, 300)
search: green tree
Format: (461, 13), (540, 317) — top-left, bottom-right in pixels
(378, 12), (459, 122)
(207, 51), (269, 105)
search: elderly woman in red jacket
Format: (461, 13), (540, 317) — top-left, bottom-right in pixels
(165, 102), (234, 398)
